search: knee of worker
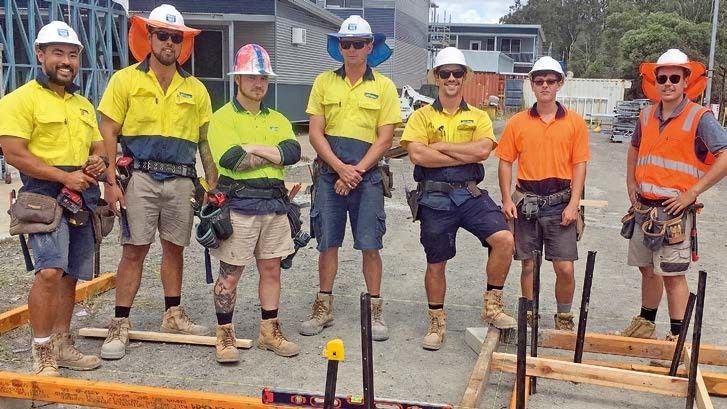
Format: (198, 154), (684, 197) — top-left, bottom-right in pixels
(521, 259), (535, 275)
(361, 249), (381, 261)
(426, 262), (446, 277)
(553, 261), (575, 277)
(34, 268), (64, 284)
(638, 265), (660, 280)
(663, 274), (688, 291)
(487, 231), (515, 256)
(160, 239), (185, 256)
(121, 244), (151, 264)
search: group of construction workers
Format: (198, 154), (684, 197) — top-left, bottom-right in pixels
(0, 4), (726, 378)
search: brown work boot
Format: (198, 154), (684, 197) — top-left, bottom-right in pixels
(482, 290), (517, 329)
(422, 309), (446, 350)
(258, 318), (300, 357)
(664, 331), (679, 342)
(215, 324), (240, 363)
(554, 313), (576, 332)
(32, 340), (59, 376)
(299, 293), (334, 336)
(611, 316), (656, 339)
(370, 298), (389, 341)
(161, 306), (210, 336)
(100, 317), (131, 360)
(51, 333), (101, 371)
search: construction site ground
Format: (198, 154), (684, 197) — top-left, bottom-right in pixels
(1, 123), (727, 409)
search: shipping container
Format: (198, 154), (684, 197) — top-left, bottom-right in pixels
(462, 72), (501, 109)
(523, 78), (632, 119)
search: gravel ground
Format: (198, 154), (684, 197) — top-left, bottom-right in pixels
(1, 127), (726, 409)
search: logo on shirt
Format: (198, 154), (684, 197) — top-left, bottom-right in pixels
(269, 125), (279, 132)
(177, 91), (193, 99)
(165, 14), (177, 23)
(459, 119), (474, 125)
(364, 92), (379, 100)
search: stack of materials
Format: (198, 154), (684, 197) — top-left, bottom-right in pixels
(610, 99), (651, 143)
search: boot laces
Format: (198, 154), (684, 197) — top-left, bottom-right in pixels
(623, 317), (642, 334)
(221, 326), (236, 348)
(556, 314), (575, 331)
(106, 319), (123, 342)
(37, 342), (55, 370)
(372, 302), (384, 324)
(60, 334), (83, 359)
(428, 314), (442, 334)
(272, 321), (288, 345)
(310, 298), (328, 320)
(175, 306), (195, 327)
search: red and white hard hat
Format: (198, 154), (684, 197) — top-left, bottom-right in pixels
(35, 21), (83, 51)
(128, 4), (200, 64)
(228, 44), (276, 77)
(639, 49), (707, 102)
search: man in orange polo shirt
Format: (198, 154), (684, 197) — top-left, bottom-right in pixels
(497, 56), (590, 331)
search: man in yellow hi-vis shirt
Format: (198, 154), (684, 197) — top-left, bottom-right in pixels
(401, 47), (516, 350)
(0, 21), (105, 375)
(301, 15), (400, 341)
(206, 44), (302, 362)
(97, 4), (215, 360)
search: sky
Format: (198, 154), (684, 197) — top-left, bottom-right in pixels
(432, 0), (517, 24)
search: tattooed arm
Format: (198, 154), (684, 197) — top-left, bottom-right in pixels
(219, 145), (276, 172)
(199, 123), (219, 188)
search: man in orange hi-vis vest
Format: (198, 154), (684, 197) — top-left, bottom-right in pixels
(617, 49), (727, 340)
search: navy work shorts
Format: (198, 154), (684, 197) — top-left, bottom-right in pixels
(29, 215), (95, 280)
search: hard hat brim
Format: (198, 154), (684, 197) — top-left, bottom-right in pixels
(639, 61), (706, 102)
(129, 15), (200, 64)
(326, 33), (392, 68)
(226, 70), (277, 77)
(35, 40), (84, 52)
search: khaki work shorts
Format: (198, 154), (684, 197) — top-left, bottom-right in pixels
(122, 172), (195, 247)
(210, 211), (294, 267)
(627, 213), (693, 276)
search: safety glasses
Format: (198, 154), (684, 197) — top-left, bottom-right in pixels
(532, 79), (559, 87)
(152, 30), (183, 44)
(437, 69), (466, 79)
(656, 74), (682, 85)
(340, 40), (369, 50)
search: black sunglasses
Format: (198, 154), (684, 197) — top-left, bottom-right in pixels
(340, 40), (369, 50)
(532, 79), (559, 86)
(152, 30), (183, 44)
(437, 69), (466, 79)
(656, 74), (682, 85)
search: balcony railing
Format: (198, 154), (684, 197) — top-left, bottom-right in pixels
(503, 52), (535, 63)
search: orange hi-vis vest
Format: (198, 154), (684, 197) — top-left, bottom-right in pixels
(635, 100), (711, 200)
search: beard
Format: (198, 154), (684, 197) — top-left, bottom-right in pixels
(240, 88), (265, 102)
(46, 64), (75, 87)
(152, 48), (178, 66)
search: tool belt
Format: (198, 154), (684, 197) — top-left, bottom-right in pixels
(281, 201), (312, 270)
(418, 180), (482, 197)
(8, 192), (63, 235)
(224, 183), (287, 200)
(195, 203), (233, 249)
(133, 159), (196, 178)
(514, 187), (572, 221)
(91, 198), (116, 244)
(621, 198), (701, 251)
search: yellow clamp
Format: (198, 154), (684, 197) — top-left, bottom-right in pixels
(323, 338), (345, 361)
(198, 177), (211, 193)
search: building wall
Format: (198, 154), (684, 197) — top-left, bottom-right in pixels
(128, 0), (275, 14)
(392, 39), (426, 87)
(456, 35), (536, 54)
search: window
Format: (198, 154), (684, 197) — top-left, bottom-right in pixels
(486, 38), (495, 51)
(326, 0), (363, 7)
(181, 30), (223, 78)
(469, 40), (481, 51)
(500, 38), (521, 53)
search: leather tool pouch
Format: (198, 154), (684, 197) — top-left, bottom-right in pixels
(576, 208), (586, 241)
(200, 204), (233, 241)
(94, 199), (116, 238)
(620, 207), (636, 239)
(641, 217), (666, 251)
(520, 196), (540, 221)
(379, 164), (393, 198)
(663, 212), (687, 245)
(67, 210), (90, 227)
(405, 186), (421, 222)
(195, 221), (220, 249)
(9, 192), (63, 235)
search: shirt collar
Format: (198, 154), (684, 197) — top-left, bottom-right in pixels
(334, 65), (375, 81)
(654, 95), (689, 121)
(35, 71), (81, 94)
(529, 101), (566, 119)
(231, 96), (269, 115)
(432, 97), (470, 113)
(136, 56), (191, 78)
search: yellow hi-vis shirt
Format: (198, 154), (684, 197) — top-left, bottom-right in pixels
(97, 58), (211, 174)
(0, 75), (102, 166)
(400, 98), (496, 148)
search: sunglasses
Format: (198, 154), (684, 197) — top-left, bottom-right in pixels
(340, 40), (369, 50)
(152, 31), (183, 44)
(437, 69), (466, 79)
(532, 79), (559, 87)
(656, 74), (682, 85)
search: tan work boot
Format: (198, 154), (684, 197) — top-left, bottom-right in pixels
(258, 318), (300, 357)
(482, 290), (517, 329)
(215, 324), (240, 363)
(100, 317), (131, 360)
(554, 312), (576, 331)
(371, 298), (389, 341)
(299, 293), (334, 336)
(161, 306), (210, 336)
(422, 309), (446, 350)
(32, 340), (60, 376)
(51, 333), (101, 370)
(612, 316), (656, 339)
(664, 331), (679, 342)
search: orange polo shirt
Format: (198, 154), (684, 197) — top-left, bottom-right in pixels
(496, 102), (590, 195)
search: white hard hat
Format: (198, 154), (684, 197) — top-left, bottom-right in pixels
(433, 47), (469, 70)
(146, 4), (189, 30)
(228, 44), (276, 77)
(529, 56), (564, 78)
(656, 49), (689, 66)
(35, 21), (83, 51)
(332, 15), (373, 38)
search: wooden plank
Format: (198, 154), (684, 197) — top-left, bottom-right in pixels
(491, 352), (688, 397)
(79, 327), (253, 349)
(539, 329), (727, 367)
(0, 370), (284, 409)
(0, 273), (116, 335)
(538, 354), (727, 398)
(579, 199), (608, 208)
(684, 348), (715, 409)
(508, 376), (529, 409)
(459, 326), (501, 408)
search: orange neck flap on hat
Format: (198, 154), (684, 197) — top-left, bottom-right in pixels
(639, 61), (707, 103)
(129, 15), (199, 65)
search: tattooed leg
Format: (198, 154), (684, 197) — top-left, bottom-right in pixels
(214, 261), (244, 315)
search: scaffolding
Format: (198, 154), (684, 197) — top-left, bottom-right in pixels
(1, 0), (128, 105)
(428, 2), (450, 68)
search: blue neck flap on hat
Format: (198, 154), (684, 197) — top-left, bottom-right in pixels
(326, 33), (392, 68)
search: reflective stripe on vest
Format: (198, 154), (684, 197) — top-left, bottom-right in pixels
(635, 101), (710, 199)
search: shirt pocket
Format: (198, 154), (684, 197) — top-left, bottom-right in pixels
(455, 123), (477, 142)
(357, 98), (381, 130)
(171, 94), (198, 139)
(321, 96), (342, 125)
(34, 110), (68, 144)
(128, 88), (159, 123)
